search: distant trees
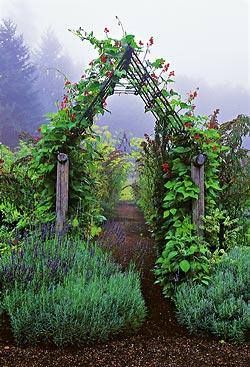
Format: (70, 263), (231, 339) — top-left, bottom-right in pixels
(0, 19), (41, 147)
(33, 28), (78, 116)
(0, 21), (79, 148)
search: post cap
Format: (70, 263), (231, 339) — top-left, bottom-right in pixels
(57, 153), (68, 163)
(192, 153), (207, 167)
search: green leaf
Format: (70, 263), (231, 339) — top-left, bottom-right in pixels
(170, 208), (177, 215)
(179, 259), (191, 272)
(163, 210), (170, 218)
(167, 250), (178, 260)
(164, 192), (175, 201)
(72, 217), (79, 228)
(164, 181), (175, 189)
(122, 34), (137, 48)
(188, 245), (197, 255)
(173, 146), (191, 154)
(151, 58), (165, 69)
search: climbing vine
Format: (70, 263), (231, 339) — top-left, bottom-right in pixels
(134, 64), (230, 296)
(28, 25), (189, 232)
(29, 28), (141, 230)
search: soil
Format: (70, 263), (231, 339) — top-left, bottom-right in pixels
(0, 202), (249, 367)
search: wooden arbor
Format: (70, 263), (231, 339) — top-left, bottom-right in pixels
(56, 45), (205, 235)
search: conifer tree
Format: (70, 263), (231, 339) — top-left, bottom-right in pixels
(34, 28), (78, 115)
(0, 19), (41, 147)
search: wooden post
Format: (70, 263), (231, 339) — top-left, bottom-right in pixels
(191, 153), (206, 237)
(56, 153), (69, 234)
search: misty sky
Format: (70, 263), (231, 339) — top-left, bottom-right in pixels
(0, 0), (249, 129)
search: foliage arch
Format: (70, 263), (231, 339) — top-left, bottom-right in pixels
(29, 27), (222, 243)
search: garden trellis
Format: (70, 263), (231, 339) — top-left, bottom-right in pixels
(55, 44), (205, 233)
(79, 45), (183, 135)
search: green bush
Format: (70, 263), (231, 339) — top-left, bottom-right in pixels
(0, 235), (146, 346)
(154, 221), (211, 297)
(174, 247), (250, 342)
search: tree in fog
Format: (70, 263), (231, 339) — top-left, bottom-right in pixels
(0, 19), (41, 147)
(34, 28), (78, 116)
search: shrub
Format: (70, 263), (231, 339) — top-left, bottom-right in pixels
(219, 115), (250, 221)
(154, 222), (211, 297)
(174, 247), (250, 342)
(0, 235), (146, 346)
(218, 115), (250, 246)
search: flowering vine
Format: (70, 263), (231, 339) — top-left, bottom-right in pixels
(29, 26), (179, 229)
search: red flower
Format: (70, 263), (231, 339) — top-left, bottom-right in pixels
(64, 80), (71, 86)
(208, 109), (219, 129)
(139, 40), (144, 46)
(168, 70), (175, 78)
(212, 145), (217, 151)
(194, 134), (200, 140)
(100, 54), (107, 63)
(104, 27), (109, 33)
(184, 122), (192, 128)
(188, 89), (198, 103)
(163, 63), (170, 72)
(71, 113), (76, 122)
(60, 94), (69, 109)
(106, 71), (113, 78)
(162, 162), (170, 173)
(148, 36), (154, 46)
(151, 72), (158, 80)
(33, 137), (41, 143)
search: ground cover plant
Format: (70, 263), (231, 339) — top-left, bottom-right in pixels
(175, 246), (250, 342)
(0, 234), (146, 346)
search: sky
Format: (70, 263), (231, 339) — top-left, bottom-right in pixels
(0, 0), (249, 134)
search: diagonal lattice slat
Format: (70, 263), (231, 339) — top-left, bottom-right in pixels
(80, 45), (183, 135)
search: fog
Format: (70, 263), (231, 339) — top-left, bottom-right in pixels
(0, 0), (249, 146)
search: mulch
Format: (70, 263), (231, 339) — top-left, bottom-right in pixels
(0, 202), (249, 367)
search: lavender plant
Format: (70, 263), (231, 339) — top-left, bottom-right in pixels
(0, 234), (146, 345)
(174, 246), (250, 342)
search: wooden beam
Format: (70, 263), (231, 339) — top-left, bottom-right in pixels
(56, 153), (69, 234)
(191, 154), (206, 237)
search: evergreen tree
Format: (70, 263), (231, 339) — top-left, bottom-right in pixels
(34, 28), (78, 115)
(0, 19), (41, 147)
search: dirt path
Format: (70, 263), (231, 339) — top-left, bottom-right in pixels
(0, 202), (249, 367)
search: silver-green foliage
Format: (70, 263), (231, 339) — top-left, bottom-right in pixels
(174, 247), (250, 342)
(0, 236), (146, 346)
